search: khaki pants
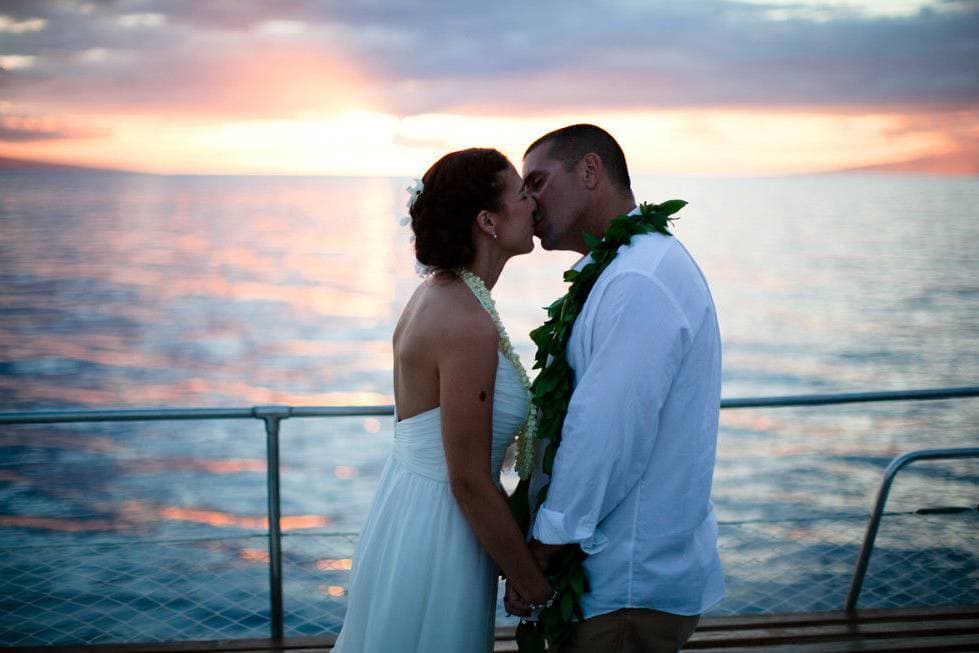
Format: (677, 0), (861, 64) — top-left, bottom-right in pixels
(557, 608), (700, 653)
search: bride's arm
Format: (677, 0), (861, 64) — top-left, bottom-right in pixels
(438, 309), (553, 605)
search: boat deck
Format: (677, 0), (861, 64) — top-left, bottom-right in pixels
(21, 605), (979, 653)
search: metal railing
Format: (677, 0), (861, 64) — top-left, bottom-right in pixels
(845, 446), (979, 611)
(0, 404), (388, 640)
(1, 385), (977, 640)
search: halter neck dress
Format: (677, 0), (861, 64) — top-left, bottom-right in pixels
(333, 306), (530, 652)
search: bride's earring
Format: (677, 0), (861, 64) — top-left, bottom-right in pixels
(492, 231), (498, 240)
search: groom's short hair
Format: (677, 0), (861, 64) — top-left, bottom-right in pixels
(524, 124), (631, 193)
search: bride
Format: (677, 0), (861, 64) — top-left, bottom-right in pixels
(333, 148), (554, 652)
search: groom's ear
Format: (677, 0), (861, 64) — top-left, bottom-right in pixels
(580, 152), (602, 190)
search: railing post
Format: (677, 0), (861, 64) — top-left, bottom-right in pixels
(845, 446), (979, 612)
(255, 406), (292, 640)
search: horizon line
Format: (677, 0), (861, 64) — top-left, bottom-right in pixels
(1, 153), (976, 180)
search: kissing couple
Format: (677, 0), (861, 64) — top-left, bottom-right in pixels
(333, 124), (725, 653)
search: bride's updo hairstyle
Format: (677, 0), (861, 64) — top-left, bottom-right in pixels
(409, 148), (510, 272)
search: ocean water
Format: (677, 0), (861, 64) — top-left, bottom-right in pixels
(0, 169), (977, 645)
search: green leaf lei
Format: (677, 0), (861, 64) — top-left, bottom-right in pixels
(510, 199), (687, 653)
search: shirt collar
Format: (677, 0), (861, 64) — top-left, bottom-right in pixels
(572, 205), (641, 271)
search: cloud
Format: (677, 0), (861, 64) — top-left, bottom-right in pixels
(0, 115), (103, 142)
(0, 15), (46, 33)
(0, 125), (66, 142)
(0, 0), (975, 121)
(356, 1), (979, 114)
(0, 55), (36, 70)
(0, 110), (109, 143)
(116, 13), (167, 29)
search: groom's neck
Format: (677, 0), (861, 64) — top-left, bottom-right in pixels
(608, 194), (638, 222)
(574, 193), (637, 254)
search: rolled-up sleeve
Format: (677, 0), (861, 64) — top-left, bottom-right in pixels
(532, 271), (690, 551)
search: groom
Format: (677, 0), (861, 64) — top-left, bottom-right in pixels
(507, 124), (725, 652)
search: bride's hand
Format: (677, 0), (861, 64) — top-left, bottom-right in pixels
(504, 580), (532, 617)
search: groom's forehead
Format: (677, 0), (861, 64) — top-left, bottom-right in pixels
(522, 148), (559, 178)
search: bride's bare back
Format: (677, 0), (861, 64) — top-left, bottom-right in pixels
(392, 273), (497, 422)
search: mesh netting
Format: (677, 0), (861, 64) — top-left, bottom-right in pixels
(3, 510), (976, 646)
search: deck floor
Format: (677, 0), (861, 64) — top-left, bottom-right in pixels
(19, 605), (979, 653)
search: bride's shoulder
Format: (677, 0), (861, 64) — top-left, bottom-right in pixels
(409, 277), (498, 345)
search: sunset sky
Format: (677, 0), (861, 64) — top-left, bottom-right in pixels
(0, 0), (977, 176)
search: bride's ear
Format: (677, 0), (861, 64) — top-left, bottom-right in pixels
(474, 209), (498, 240)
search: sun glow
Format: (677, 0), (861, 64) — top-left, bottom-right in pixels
(1, 108), (970, 176)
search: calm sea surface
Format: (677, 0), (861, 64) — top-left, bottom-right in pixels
(0, 170), (977, 644)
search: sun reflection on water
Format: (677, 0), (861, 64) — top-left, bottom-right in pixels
(316, 558), (352, 571)
(0, 174), (405, 409)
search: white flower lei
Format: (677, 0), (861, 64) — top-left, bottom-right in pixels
(456, 268), (539, 478)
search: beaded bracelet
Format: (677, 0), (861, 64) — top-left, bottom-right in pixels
(526, 588), (559, 621)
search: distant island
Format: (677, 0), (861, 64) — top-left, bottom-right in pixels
(842, 150), (979, 176)
(0, 156), (133, 173)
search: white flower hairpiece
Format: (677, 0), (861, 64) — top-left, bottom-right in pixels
(401, 178), (424, 227)
(406, 178), (424, 209)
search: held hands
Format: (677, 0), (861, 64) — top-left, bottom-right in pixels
(504, 581), (534, 618)
(504, 539), (570, 618)
(505, 582), (559, 620)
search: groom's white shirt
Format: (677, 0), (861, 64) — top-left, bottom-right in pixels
(530, 212), (725, 618)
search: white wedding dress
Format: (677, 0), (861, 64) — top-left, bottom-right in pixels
(333, 350), (529, 652)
